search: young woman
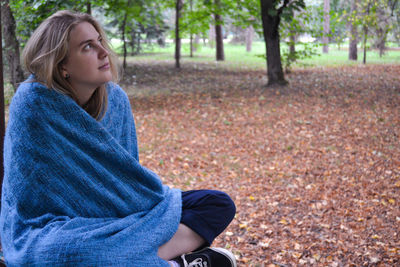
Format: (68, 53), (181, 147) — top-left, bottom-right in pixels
(0, 10), (236, 267)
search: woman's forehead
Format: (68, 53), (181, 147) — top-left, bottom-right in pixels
(69, 22), (100, 46)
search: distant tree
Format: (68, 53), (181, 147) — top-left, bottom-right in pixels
(177, 0), (212, 57)
(229, 26), (246, 44)
(260, 0), (305, 86)
(105, 0), (134, 70)
(391, 0), (400, 45)
(214, 0), (224, 61)
(178, 0), (261, 59)
(130, 3), (169, 55)
(229, 0), (261, 52)
(329, 0), (347, 50)
(322, 0), (330, 53)
(372, 0), (398, 57)
(245, 25), (254, 52)
(373, 3), (391, 57)
(86, 0), (92, 14)
(208, 23), (215, 47)
(351, 0), (398, 63)
(178, 0), (231, 60)
(127, 22), (143, 56)
(175, 0), (183, 68)
(279, 5), (320, 73)
(106, 0), (167, 69)
(287, 10), (297, 55)
(280, 7), (300, 66)
(348, 1), (358, 60)
(189, 0), (194, 57)
(359, 0), (377, 64)
(120, 0), (132, 69)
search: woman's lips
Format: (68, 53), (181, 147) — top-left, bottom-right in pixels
(99, 62), (110, 70)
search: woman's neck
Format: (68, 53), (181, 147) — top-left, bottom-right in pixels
(76, 87), (97, 106)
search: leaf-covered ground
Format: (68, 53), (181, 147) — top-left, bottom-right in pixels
(122, 62), (400, 266)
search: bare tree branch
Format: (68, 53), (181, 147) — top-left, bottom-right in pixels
(388, 0), (399, 16)
(277, 0), (291, 16)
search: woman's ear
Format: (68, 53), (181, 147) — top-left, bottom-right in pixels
(61, 66), (69, 79)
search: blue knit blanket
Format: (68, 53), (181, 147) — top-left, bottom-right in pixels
(0, 80), (182, 266)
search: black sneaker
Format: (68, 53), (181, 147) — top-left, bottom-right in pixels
(172, 247), (237, 267)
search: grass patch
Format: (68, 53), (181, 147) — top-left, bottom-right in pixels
(116, 41), (400, 70)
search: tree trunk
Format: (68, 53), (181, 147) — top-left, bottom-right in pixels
(214, 0), (224, 61)
(130, 31), (136, 56)
(378, 33), (386, 57)
(1, 0), (24, 91)
(376, 8), (388, 57)
(289, 32), (296, 54)
(230, 26), (244, 44)
(208, 23), (215, 48)
(363, 24), (367, 64)
(260, 0), (287, 86)
(362, 1), (371, 64)
(190, 33), (193, 57)
(136, 34), (141, 54)
(0, 2), (6, 192)
(86, 1), (91, 15)
(349, 0), (358, 60)
(175, 0), (183, 68)
(121, 13), (128, 70)
(193, 34), (200, 52)
(189, 0), (193, 57)
(215, 16), (224, 60)
(245, 25), (254, 52)
(322, 0), (330, 53)
(288, 9), (296, 55)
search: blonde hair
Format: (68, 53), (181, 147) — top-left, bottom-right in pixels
(23, 10), (119, 120)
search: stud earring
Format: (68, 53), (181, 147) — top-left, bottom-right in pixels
(65, 74), (70, 79)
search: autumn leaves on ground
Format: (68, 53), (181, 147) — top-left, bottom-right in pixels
(122, 62), (399, 266)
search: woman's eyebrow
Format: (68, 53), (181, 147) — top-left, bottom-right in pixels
(78, 35), (101, 47)
(78, 39), (92, 47)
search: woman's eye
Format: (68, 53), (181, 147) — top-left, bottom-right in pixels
(83, 43), (93, 50)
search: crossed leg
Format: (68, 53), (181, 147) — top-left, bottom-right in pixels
(158, 224), (205, 260)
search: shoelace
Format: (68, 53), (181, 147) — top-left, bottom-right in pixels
(181, 256), (208, 267)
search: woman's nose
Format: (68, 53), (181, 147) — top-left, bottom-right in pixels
(98, 45), (109, 58)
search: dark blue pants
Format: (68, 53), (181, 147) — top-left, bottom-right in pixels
(180, 190), (236, 246)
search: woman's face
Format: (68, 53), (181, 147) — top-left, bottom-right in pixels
(62, 22), (112, 104)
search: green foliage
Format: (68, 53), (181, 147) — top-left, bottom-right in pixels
(281, 42), (319, 72)
(9, 0), (168, 54)
(278, 1), (319, 71)
(102, 0), (168, 55)
(229, 0), (261, 30)
(280, 0), (306, 21)
(322, 0), (350, 48)
(10, 0), (92, 45)
(179, 0), (213, 37)
(176, 0), (249, 39)
(7, 0), (400, 68)
(255, 42), (319, 71)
